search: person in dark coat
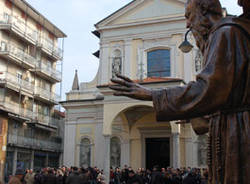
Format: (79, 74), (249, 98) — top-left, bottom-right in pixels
(150, 166), (164, 184)
(45, 169), (57, 184)
(79, 168), (90, 184)
(56, 169), (64, 184)
(65, 167), (82, 184)
(182, 170), (197, 184)
(127, 170), (143, 184)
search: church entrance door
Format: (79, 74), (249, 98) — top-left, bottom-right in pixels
(145, 138), (170, 169)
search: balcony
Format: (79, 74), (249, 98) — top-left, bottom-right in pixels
(34, 62), (62, 82)
(0, 14), (38, 45)
(0, 71), (34, 94)
(0, 100), (33, 120)
(34, 86), (60, 104)
(0, 42), (38, 69)
(39, 39), (63, 60)
(7, 134), (62, 151)
(38, 37), (63, 60)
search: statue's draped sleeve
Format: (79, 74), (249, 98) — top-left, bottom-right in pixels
(152, 24), (249, 121)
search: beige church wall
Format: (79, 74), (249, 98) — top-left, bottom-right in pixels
(170, 34), (185, 79)
(103, 101), (153, 135)
(130, 39), (143, 80)
(101, 20), (186, 41)
(67, 91), (97, 101)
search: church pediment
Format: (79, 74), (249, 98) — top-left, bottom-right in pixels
(96, 0), (185, 28)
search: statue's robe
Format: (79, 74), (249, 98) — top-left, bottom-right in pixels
(152, 17), (250, 184)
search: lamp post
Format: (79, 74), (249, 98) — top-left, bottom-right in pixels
(179, 29), (193, 53)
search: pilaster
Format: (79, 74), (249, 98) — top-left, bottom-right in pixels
(103, 135), (111, 184)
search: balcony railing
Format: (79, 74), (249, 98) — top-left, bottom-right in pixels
(34, 86), (60, 103)
(7, 134), (62, 151)
(0, 100), (33, 119)
(0, 71), (34, 92)
(0, 14), (63, 60)
(38, 38), (63, 60)
(35, 62), (62, 82)
(0, 14), (38, 43)
(0, 42), (38, 68)
(0, 99), (61, 127)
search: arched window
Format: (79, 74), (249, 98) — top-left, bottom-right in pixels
(79, 138), (91, 168)
(112, 49), (122, 78)
(110, 137), (121, 168)
(147, 49), (170, 77)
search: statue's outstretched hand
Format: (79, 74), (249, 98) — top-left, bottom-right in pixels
(109, 74), (152, 101)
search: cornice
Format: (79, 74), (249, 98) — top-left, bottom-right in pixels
(97, 15), (185, 31)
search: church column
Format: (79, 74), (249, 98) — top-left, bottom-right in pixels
(76, 142), (81, 167)
(124, 39), (132, 77)
(121, 138), (130, 166)
(192, 136), (199, 167)
(99, 42), (110, 84)
(172, 133), (180, 168)
(103, 135), (111, 184)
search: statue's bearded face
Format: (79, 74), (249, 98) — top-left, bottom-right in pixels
(185, 0), (212, 53)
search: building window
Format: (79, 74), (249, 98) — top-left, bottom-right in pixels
(147, 49), (170, 77)
(1, 41), (7, 51)
(16, 72), (22, 84)
(80, 138), (91, 168)
(112, 49), (122, 78)
(110, 137), (121, 168)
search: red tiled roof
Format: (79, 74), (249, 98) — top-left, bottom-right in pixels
(54, 109), (65, 118)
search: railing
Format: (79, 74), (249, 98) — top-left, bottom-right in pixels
(0, 14), (63, 59)
(49, 117), (60, 127)
(0, 42), (38, 67)
(0, 71), (34, 92)
(34, 85), (61, 103)
(35, 62), (62, 81)
(0, 100), (61, 128)
(53, 47), (63, 59)
(0, 100), (33, 119)
(36, 113), (50, 125)
(38, 38), (63, 59)
(0, 14), (38, 42)
(7, 134), (62, 151)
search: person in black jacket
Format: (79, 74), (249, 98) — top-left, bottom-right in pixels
(45, 169), (57, 184)
(182, 169), (197, 184)
(150, 166), (164, 184)
(65, 167), (82, 184)
(127, 170), (143, 184)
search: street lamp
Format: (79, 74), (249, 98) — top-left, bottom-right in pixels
(179, 29), (193, 53)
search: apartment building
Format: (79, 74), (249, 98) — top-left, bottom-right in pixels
(0, 0), (66, 181)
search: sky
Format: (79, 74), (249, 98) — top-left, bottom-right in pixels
(25, 0), (243, 100)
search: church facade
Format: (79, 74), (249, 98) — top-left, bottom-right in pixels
(61, 0), (207, 176)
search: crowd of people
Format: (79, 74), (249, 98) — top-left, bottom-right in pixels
(6, 165), (208, 184)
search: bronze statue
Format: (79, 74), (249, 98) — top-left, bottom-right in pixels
(238, 0), (250, 18)
(109, 0), (250, 183)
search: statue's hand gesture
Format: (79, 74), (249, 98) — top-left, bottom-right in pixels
(109, 74), (152, 101)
